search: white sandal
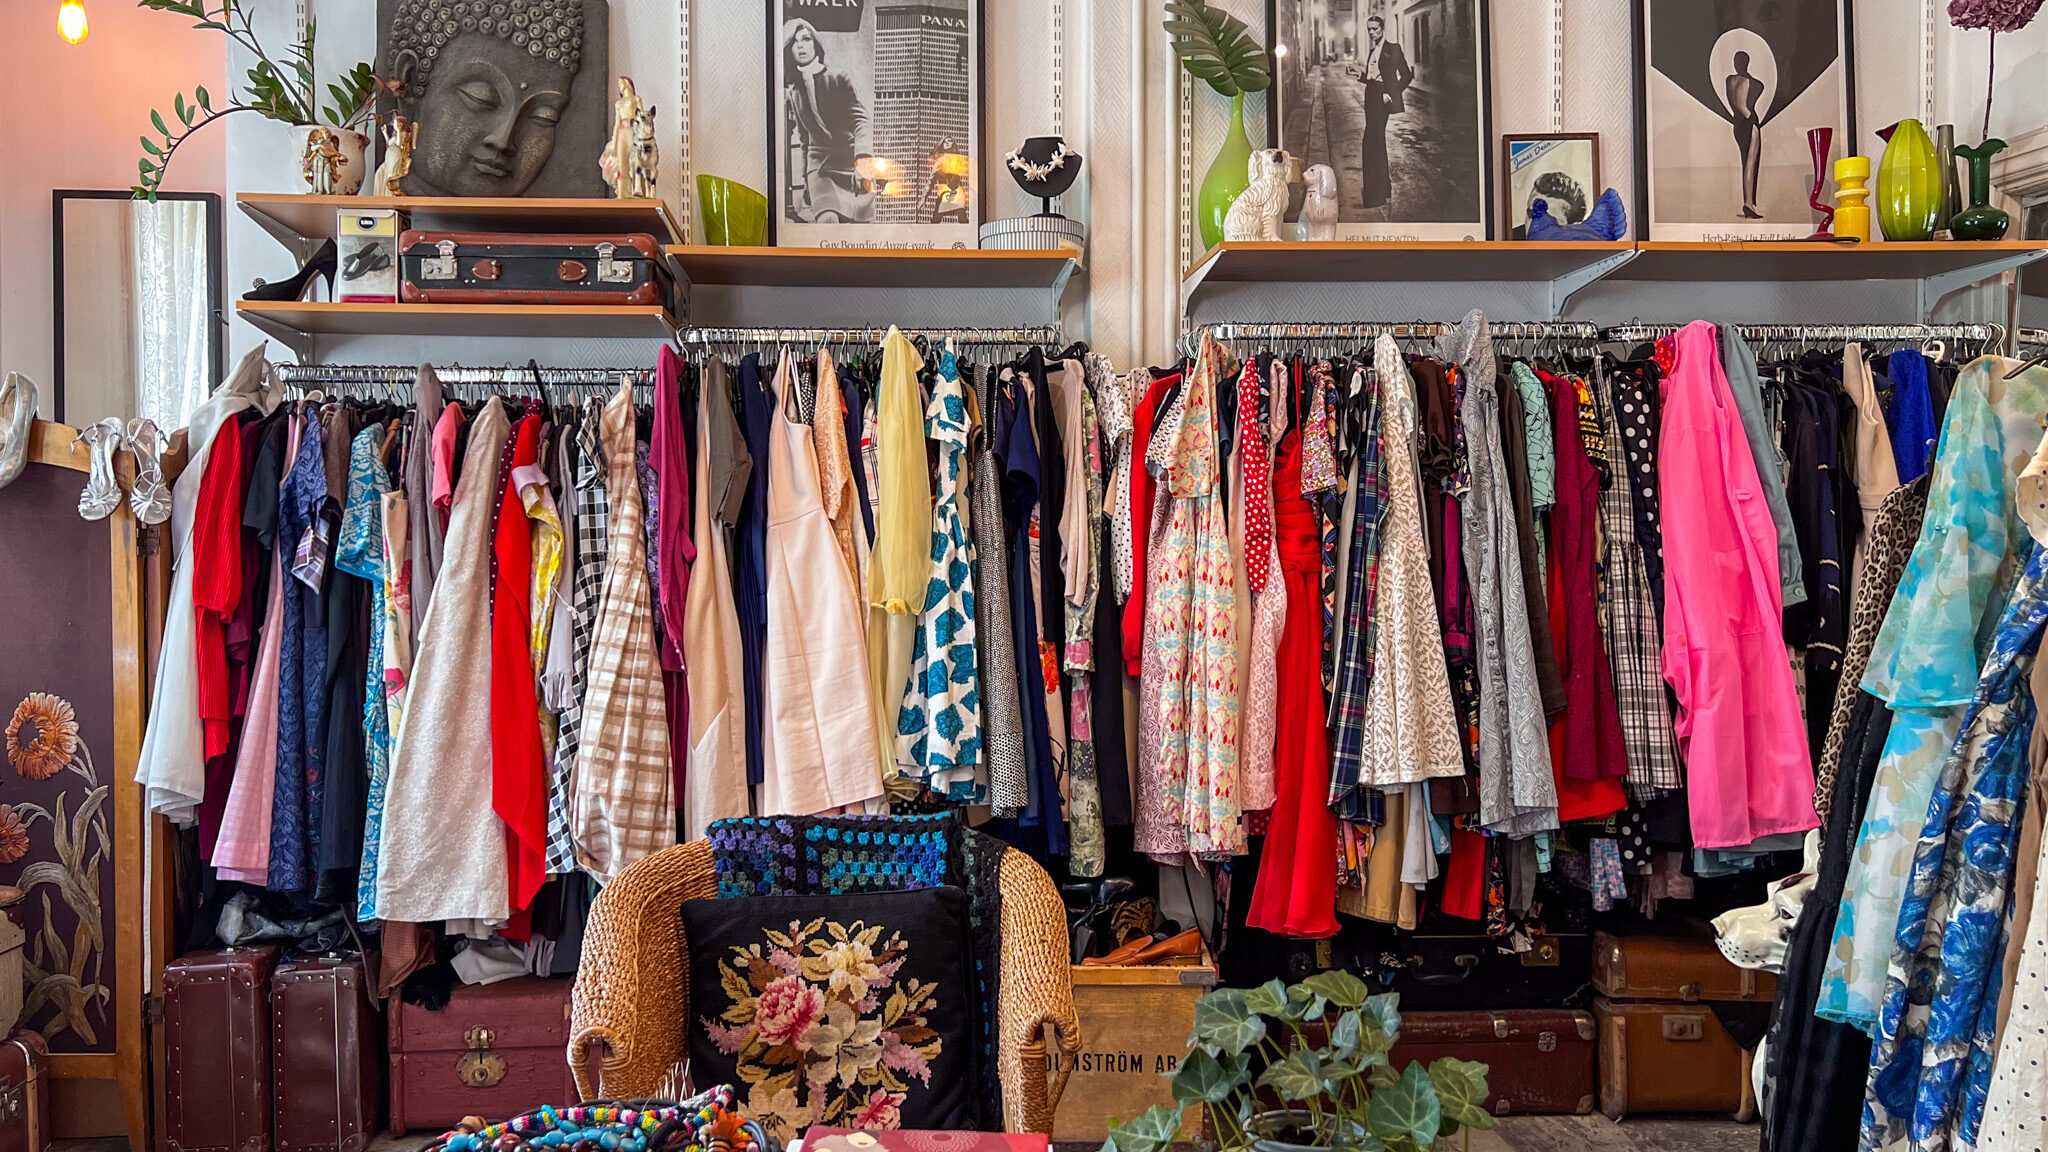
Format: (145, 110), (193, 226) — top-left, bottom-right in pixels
(125, 418), (171, 525)
(0, 373), (35, 492)
(75, 417), (124, 521)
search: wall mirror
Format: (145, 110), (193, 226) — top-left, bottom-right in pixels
(52, 190), (224, 429)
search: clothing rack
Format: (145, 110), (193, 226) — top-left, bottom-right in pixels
(1598, 322), (2005, 346)
(1199, 320), (1604, 343)
(679, 324), (1063, 350)
(276, 363), (656, 402)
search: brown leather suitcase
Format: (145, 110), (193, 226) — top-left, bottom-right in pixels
(387, 976), (576, 1135)
(0, 1032), (48, 1152)
(272, 955), (382, 1152)
(164, 947), (279, 1152)
(1592, 927), (1776, 1003)
(1593, 996), (1748, 1118)
(398, 231), (673, 308)
(1388, 1010), (1597, 1116)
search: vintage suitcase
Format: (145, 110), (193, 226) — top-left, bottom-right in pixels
(272, 954), (382, 1152)
(0, 1031), (48, 1152)
(398, 231), (673, 308)
(1388, 1010), (1597, 1116)
(387, 976), (577, 1135)
(1592, 928), (1776, 1003)
(164, 947), (280, 1152)
(1386, 931), (1593, 1010)
(1593, 997), (1749, 1118)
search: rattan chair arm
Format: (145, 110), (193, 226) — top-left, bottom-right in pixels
(997, 847), (1083, 1133)
(568, 842), (717, 1101)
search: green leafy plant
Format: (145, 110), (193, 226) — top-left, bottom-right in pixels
(1100, 978), (1492, 1152)
(1163, 0), (1272, 98)
(133, 0), (377, 199)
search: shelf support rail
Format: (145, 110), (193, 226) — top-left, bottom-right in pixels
(1549, 247), (1639, 318)
(1917, 247), (2048, 323)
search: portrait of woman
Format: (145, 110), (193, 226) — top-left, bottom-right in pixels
(782, 17), (875, 225)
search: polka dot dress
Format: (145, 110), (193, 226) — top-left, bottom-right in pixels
(1983, 835), (2048, 1146)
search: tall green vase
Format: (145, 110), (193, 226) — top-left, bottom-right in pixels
(1951, 138), (2012, 240)
(1198, 92), (1255, 251)
(1876, 118), (1941, 242)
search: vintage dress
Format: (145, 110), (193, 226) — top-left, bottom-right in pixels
(1658, 320), (1815, 850)
(1823, 358), (2048, 1030)
(1448, 314), (1556, 835)
(759, 351), (886, 816)
(683, 363), (751, 841)
(1134, 337), (1243, 862)
(1246, 427), (1341, 938)
(270, 406), (330, 894)
(1359, 335), (1463, 786)
(333, 430), (391, 920)
(376, 399), (512, 924)
(571, 385), (675, 884)
(490, 415), (550, 917)
(1844, 345), (1902, 593)
(545, 405), (609, 873)
(895, 345), (984, 798)
(1861, 543), (2048, 1152)
(1237, 357), (1285, 815)
(357, 476), (411, 919)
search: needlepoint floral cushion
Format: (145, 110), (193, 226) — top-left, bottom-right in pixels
(683, 887), (976, 1143)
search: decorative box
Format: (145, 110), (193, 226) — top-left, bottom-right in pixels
(337, 209), (400, 303)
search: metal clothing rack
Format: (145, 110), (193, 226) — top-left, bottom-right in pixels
(1186, 320), (1605, 359)
(679, 324), (1064, 352)
(277, 363), (656, 402)
(1598, 322), (2006, 346)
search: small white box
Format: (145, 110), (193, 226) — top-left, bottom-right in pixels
(337, 208), (401, 303)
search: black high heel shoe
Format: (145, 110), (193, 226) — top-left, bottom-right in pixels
(244, 239), (337, 302)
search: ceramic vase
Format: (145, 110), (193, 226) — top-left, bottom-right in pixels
(289, 125), (367, 196)
(696, 175), (770, 246)
(1952, 138), (2012, 240)
(1198, 92), (1256, 251)
(1834, 156), (1872, 241)
(1807, 127), (1835, 237)
(1934, 124), (1958, 235)
(1876, 118), (1940, 242)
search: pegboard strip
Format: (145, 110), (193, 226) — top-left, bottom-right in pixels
(1550, 0), (1566, 132)
(680, 0), (693, 240)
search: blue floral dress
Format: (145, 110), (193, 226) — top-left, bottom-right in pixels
(1861, 541), (2047, 1152)
(1822, 358), (2048, 1029)
(334, 429), (392, 922)
(894, 347), (983, 798)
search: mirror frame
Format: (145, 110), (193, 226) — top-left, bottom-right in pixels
(51, 189), (225, 426)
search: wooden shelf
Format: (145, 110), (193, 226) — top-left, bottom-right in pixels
(665, 245), (1080, 291)
(236, 300), (676, 357)
(1613, 240), (2048, 283)
(1180, 240), (1637, 319)
(238, 194), (684, 248)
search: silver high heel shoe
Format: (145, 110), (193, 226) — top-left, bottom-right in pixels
(75, 417), (125, 521)
(125, 418), (171, 525)
(0, 373), (36, 492)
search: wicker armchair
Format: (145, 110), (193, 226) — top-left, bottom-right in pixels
(568, 839), (1081, 1134)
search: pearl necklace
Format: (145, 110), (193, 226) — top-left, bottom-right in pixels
(1005, 141), (1075, 184)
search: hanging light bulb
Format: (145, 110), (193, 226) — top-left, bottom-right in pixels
(57, 0), (88, 44)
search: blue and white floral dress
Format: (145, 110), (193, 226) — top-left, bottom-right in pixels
(895, 345), (983, 798)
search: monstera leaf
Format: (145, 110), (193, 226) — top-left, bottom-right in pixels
(1163, 0), (1272, 98)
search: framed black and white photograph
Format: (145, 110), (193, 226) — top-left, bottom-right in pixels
(1502, 133), (1599, 240)
(1634, 0), (1856, 241)
(1266, 0), (1492, 240)
(769, 0), (981, 248)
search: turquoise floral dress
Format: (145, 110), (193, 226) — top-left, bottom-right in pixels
(1861, 541), (2047, 1152)
(894, 346), (983, 798)
(333, 429), (392, 922)
(1822, 358), (2048, 1030)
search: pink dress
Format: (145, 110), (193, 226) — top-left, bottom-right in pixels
(1658, 320), (1817, 848)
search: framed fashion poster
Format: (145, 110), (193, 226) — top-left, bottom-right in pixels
(1633, 0), (1856, 241)
(1502, 133), (1600, 240)
(769, 0), (982, 248)
(1265, 0), (1493, 240)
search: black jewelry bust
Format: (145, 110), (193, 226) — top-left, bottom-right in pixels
(1005, 135), (1083, 216)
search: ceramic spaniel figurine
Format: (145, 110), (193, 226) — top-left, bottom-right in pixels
(1296, 162), (1338, 241)
(1224, 148), (1291, 241)
(624, 105), (659, 199)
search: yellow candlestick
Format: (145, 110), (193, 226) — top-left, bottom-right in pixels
(1835, 155), (1872, 242)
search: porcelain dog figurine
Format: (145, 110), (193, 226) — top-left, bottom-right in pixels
(1224, 148), (1291, 242)
(1296, 162), (1339, 241)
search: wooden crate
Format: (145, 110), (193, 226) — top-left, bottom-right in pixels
(1051, 957), (1218, 1144)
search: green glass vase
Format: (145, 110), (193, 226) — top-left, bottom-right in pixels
(1876, 118), (1941, 242)
(1197, 92), (1255, 251)
(1951, 138), (2011, 241)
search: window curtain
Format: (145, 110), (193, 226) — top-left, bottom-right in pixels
(130, 200), (210, 432)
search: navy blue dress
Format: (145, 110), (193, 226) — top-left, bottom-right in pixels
(734, 354), (775, 788)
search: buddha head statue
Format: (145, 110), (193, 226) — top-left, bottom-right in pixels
(388, 0), (586, 197)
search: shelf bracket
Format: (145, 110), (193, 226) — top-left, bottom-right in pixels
(237, 200), (322, 266)
(239, 310), (313, 364)
(1049, 256), (1080, 326)
(1549, 248), (1638, 319)
(1918, 249), (2048, 322)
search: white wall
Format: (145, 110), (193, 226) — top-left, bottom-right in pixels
(0, 0), (226, 419)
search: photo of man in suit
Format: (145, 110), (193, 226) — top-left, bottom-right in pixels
(1344, 16), (1411, 210)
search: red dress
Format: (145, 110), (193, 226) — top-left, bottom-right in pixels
(490, 414), (549, 926)
(1246, 429), (1340, 938)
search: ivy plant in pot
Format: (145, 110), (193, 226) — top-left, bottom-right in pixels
(1100, 973), (1492, 1152)
(134, 0), (377, 200)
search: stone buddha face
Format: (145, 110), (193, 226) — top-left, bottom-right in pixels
(389, 1), (584, 197)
